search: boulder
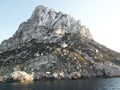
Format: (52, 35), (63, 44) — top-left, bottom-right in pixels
(10, 71), (34, 83)
(70, 72), (81, 80)
(61, 42), (68, 48)
(0, 77), (3, 82)
(103, 61), (120, 77)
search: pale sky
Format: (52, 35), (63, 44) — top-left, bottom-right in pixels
(0, 0), (120, 52)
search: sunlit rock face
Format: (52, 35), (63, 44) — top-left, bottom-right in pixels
(0, 5), (92, 52)
(0, 5), (120, 81)
(10, 71), (34, 83)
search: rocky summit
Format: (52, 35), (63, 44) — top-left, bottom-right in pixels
(0, 5), (120, 82)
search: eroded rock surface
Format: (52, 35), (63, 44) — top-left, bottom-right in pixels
(0, 5), (92, 52)
(0, 5), (120, 82)
(10, 71), (33, 83)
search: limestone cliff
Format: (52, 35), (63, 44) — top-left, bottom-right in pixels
(0, 5), (120, 82)
(0, 5), (92, 52)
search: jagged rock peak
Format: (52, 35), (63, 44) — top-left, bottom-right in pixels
(0, 5), (93, 52)
(1, 5), (120, 82)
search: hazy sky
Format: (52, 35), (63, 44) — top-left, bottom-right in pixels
(0, 0), (120, 52)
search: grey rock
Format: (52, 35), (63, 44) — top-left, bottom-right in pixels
(103, 61), (120, 77)
(69, 72), (81, 79)
(0, 5), (120, 82)
(0, 5), (93, 52)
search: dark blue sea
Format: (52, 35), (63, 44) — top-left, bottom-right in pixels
(0, 78), (120, 90)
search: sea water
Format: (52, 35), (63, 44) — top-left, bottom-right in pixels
(0, 78), (120, 90)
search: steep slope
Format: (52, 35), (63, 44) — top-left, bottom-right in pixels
(0, 5), (92, 52)
(0, 5), (120, 82)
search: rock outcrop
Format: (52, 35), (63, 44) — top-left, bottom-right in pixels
(0, 5), (92, 53)
(0, 5), (120, 82)
(0, 77), (3, 82)
(10, 71), (34, 83)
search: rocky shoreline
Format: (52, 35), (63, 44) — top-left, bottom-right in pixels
(1, 61), (120, 83)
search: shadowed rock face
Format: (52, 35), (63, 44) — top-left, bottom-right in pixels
(0, 5), (120, 81)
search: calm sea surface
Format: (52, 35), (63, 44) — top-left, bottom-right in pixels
(0, 78), (120, 90)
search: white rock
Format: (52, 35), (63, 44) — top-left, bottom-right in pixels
(34, 52), (40, 57)
(61, 42), (68, 48)
(53, 72), (58, 78)
(10, 71), (34, 83)
(41, 53), (43, 56)
(59, 71), (64, 78)
(46, 71), (51, 75)
(95, 49), (99, 53)
(53, 29), (64, 35)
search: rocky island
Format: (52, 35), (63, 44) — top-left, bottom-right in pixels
(0, 5), (120, 83)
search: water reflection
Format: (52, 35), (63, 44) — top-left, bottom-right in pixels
(0, 78), (120, 90)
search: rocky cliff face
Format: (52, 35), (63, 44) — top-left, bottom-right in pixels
(0, 5), (92, 52)
(0, 5), (120, 82)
